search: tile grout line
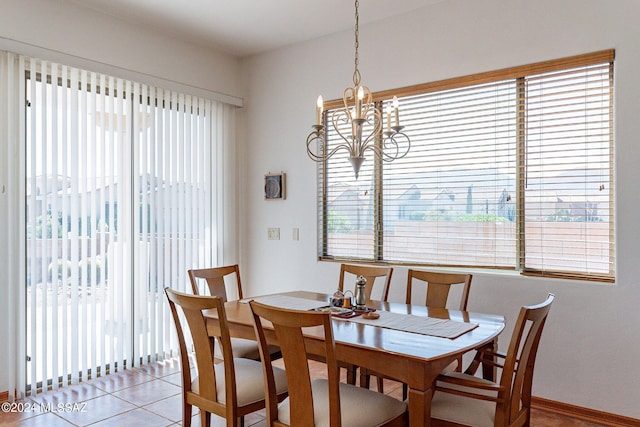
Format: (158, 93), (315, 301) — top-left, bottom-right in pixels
(4, 357), (597, 427)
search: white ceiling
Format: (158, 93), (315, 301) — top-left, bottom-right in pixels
(67, 0), (448, 57)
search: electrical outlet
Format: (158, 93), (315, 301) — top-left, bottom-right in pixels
(267, 227), (280, 240)
(292, 227), (300, 241)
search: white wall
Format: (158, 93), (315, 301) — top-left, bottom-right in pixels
(240, 0), (640, 419)
(0, 0), (242, 398)
(0, 0), (242, 104)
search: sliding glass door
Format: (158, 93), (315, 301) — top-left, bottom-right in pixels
(24, 58), (222, 394)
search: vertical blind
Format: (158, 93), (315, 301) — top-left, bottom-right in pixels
(1, 51), (25, 404)
(318, 50), (614, 281)
(23, 57), (226, 394)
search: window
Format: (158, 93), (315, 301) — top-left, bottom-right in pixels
(318, 50), (614, 281)
(22, 56), (229, 394)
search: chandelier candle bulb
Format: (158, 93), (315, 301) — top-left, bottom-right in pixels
(356, 86), (364, 119)
(393, 96), (399, 127)
(386, 102), (392, 132)
(316, 95), (323, 125)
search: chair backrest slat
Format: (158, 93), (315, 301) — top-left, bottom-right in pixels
(406, 269), (472, 310)
(188, 264), (243, 302)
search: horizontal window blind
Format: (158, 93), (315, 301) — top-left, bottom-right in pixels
(318, 50), (614, 281)
(320, 114), (376, 260)
(522, 62), (614, 279)
(382, 80), (517, 267)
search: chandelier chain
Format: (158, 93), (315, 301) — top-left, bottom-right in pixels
(353, 0), (361, 86)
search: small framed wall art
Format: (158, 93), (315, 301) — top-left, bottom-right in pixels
(264, 172), (286, 200)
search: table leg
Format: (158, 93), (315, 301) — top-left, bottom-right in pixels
(406, 357), (460, 427)
(482, 338), (498, 381)
(408, 385), (433, 427)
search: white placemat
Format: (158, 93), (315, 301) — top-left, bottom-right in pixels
(243, 295), (477, 339)
(345, 310), (477, 339)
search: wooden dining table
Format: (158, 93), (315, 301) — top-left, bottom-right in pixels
(204, 290), (504, 427)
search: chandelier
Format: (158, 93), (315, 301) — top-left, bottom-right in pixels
(306, 0), (411, 179)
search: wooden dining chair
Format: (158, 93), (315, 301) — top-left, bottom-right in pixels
(361, 270), (473, 398)
(165, 288), (288, 427)
(430, 293), (555, 427)
(338, 263), (394, 304)
(405, 269), (472, 310)
(188, 265), (281, 361)
(335, 263), (394, 385)
(249, 299), (408, 427)
(406, 270), (473, 372)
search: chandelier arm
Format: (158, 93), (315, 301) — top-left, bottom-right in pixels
(331, 140), (360, 159)
(358, 110), (382, 150)
(381, 131), (400, 160)
(359, 127), (378, 150)
(306, 128), (356, 162)
(380, 129), (412, 161)
(390, 130), (411, 159)
(362, 142), (382, 159)
(330, 111), (360, 158)
(343, 87), (356, 119)
(305, 129), (326, 162)
(380, 140), (400, 161)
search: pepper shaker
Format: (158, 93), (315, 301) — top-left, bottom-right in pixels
(354, 275), (367, 311)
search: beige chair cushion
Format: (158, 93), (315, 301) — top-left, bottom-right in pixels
(277, 379), (407, 427)
(192, 358), (288, 407)
(430, 372), (498, 427)
(214, 337), (279, 360)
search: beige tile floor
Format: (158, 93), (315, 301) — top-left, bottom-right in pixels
(0, 358), (606, 426)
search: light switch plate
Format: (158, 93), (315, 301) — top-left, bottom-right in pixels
(267, 227), (280, 240)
